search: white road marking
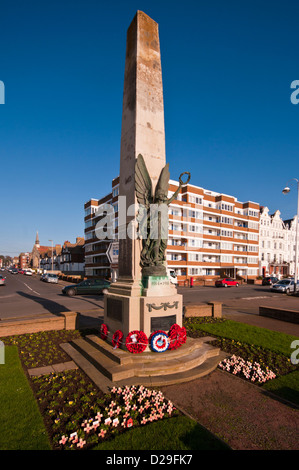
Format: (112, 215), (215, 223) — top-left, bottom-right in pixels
(240, 296), (278, 300)
(23, 282), (41, 296)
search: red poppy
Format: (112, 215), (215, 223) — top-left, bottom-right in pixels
(126, 417), (133, 428)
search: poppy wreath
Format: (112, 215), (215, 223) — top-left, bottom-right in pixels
(126, 330), (148, 354)
(149, 330), (170, 353)
(168, 324), (187, 350)
(100, 323), (108, 341)
(112, 330), (123, 349)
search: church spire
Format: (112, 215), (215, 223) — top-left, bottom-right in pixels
(35, 231), (40, 247)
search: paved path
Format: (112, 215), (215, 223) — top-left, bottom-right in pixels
(161, 369), (299, 450)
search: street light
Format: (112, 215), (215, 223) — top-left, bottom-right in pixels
(49, 239), (54, 272)
(282, 178), (299, 294)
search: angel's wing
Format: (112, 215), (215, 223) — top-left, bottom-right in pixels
(135, 154), (153, 208)
(154, 163), (170, 202)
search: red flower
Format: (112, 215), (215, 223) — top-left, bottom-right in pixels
(126, 417), (133, 428)
(126, 330), (148, 353)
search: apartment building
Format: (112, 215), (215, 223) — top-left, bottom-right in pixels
(284, 216), (299, 279)
(19, 252), (30, 270)
(84, 177), (120, 279)
(259, 207), (288, 278)
(166, 180), (260, 282)
(84, 176), (260, 283)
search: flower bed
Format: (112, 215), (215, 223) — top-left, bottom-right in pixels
(218, 355), (276, 383)
(31, 370), (178, 450)
(1, 330), (82, 368)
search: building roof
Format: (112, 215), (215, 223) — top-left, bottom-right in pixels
(63, 237), (84, 248)
(62, 237), (85, 253)
(37, 246), (52, 254)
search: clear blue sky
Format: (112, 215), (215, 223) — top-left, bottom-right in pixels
(0, 0), (299, 256)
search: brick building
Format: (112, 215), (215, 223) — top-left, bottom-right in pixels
(84, 176), (260, 283)
(19, 252), (30, 269)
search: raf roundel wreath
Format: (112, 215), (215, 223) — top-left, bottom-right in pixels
(150, 330), (170, 353)
(112, 330), (123, 349)
(126, 330), (148, 354)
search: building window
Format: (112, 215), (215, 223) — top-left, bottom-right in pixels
(221, 203), (233, 212)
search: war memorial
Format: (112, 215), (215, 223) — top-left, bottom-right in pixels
(60, 11), (223, 388)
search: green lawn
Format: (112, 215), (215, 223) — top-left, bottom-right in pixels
(262, 370), (299, 405)
(93, 415), (230, 450)
(0, 346), (51, 450)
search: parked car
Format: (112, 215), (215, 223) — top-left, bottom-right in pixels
(262, 276), (278, 286)
(44, 273), (58, 284)
(10, 269), (18, 274)
(62, 278), (110, 296)
(0, 275), (6, 286)
(18, 269), (25, 274)
(215, 278), (239, 287)
(284, 280), (299, 295)
(167, 269), (178, 285)
(24, 270), (33, 276)
(40, 273), (48, 281)
(270, 279), (296, 294)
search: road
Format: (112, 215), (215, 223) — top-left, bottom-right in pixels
(177, 284), (299, 336)
(1, 272), (298, 334)
(0, 271), (104, 320)
(177, 283), (299, 315)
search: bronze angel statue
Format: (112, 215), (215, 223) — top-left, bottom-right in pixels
(135, 154), (190, 277)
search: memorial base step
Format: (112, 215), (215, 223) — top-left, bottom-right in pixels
(60, 335), (226, 393)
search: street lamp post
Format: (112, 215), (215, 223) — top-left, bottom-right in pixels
(49, 239), (54, 272)
(282, 178), (299, 294)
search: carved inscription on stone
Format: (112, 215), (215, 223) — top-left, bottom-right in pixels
(151, 315), (177, 332)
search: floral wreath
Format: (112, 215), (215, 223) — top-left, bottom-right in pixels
(126, 330), (148, 354)
(168, 324), (186, 350)
(100, 323), (108, 341)
(149, 330), (169, 353)
(112, 330), (123, 349)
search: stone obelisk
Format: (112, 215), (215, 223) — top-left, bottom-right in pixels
(109, 11), (166, 295)
(105, 11), (182, 343)
(119, 10), (166, 283)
